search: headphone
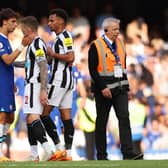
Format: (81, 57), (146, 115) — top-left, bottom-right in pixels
(104, 28), (108, 32)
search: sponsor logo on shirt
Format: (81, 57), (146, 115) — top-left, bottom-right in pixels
(0, 42), (5, 52)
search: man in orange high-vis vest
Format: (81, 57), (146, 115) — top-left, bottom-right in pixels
(88, 17), (143, 160)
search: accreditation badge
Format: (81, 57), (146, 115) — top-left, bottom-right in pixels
(114, 64), (123, 78)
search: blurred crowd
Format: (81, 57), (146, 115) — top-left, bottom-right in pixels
(2, 6), (168, 160)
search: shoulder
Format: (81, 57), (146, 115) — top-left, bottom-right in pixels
(0, 34), (8, 46)
(0, 36), (10, 55)
(33, 37), (46, 49)
(59, 30), (73, 48)
(88, 41), (98, 57)
(59, 30), (73, 41)
(62, 30), (72, 38)
(89, 38), (103, 50)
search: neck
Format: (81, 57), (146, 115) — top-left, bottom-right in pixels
(104, 34), (113, 43)
(29, 32), (38, 42)
(0, 28), (8, 37)
(56, 26), (65, 35)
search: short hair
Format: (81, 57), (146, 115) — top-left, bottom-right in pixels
(49, 8), (68, 24)
(0, 8), (18, 26)
(102, 17), (120, 30)
(20, 16), (39, 31)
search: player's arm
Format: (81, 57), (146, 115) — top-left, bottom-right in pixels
(47, 35), (74, 63)
(38, 60), (48, 91)
(1, 49), (24, 65)
(1, 35), (30, 65)
(47, 47), (74, 63)
(53, 51), (74, 63)
(38, 60), (48, 105)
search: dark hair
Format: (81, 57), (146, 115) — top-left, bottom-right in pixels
(0, 8), (18, 26)
(20, 16), (39, 31)
(49, 8), (68, 24)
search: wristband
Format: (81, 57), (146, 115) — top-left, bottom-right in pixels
(17, 44), (24, 52)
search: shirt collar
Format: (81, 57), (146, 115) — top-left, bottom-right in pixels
(104, 34), (113, 45)
(56, 29), (66, 36)
(0, 32), (7, 39)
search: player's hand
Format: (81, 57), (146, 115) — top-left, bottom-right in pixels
(21, 35), (31, 46)
(47, 47), (54, 57)
(40, 89), (48, 106)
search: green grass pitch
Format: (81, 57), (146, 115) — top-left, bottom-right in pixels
(0, 160), (168, 168)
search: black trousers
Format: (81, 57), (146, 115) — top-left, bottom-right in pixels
(84, 131), (95, 160)
(94, 89), (133, 159)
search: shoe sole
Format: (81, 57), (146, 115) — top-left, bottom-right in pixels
(57, 156), (72, 161)
(49, 150), (67, 161)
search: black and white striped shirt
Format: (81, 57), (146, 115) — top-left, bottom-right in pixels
(49, 29), (74, 89)
(25, 36), (47, 84)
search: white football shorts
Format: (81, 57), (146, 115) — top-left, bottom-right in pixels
(48, 85), (73, 109)
(23, 83), (43, 114)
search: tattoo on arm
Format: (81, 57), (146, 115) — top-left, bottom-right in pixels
(38, 60), (48, 91)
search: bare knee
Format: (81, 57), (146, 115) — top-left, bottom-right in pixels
(0, 112), (7, 124)
(60, 108), (71, 120)
(41, 105), (53, 117)
(6, 112), (14, 124)
(26, 114), (40, 124)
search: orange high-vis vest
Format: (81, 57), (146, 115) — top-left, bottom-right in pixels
(93, 37), (126, 76)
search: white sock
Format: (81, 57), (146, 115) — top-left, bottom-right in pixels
(55, 142), (64, 151)
(0, 124), (5, 157)
(4, 123), (10, 136)
(66, 149), (71, 157)
(42, 142), (52, 155)
(30, 145), (38, 158)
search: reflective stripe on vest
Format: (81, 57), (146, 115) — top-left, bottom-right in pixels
(99, 69), (127, 76)
(107, 80), (129, 89)
(96, 39), (107, 75)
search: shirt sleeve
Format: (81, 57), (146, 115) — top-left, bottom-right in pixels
(64, 37), (73, 52)
(0, 41), (8, 57)
(34, 39), (47, 63)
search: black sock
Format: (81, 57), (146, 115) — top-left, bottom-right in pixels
(41, 116), (60, 144)
(31, 119), (48, 144)
(27, 123), (37, 145)
(62, 119), (74, 149)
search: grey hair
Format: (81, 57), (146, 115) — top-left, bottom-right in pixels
(102, 17), (120, 30)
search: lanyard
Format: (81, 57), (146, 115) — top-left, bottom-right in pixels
(103, 35), (120, 64)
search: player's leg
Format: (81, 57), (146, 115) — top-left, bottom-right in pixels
(0, 112), (6, 160)
(59, 89), (74, 160)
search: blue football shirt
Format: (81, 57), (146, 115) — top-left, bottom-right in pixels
(0, 33), (16, 112)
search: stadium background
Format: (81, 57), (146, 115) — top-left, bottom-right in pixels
(1, 0), (168, 40)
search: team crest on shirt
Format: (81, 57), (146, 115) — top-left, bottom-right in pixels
(0, 42), (3, 49)
(64, 38), (73, 47)
(0, 42), (5, 52)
